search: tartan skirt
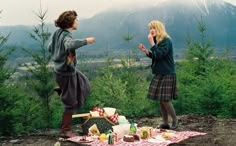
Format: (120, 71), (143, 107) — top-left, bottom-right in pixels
(148, 74), (178, 101)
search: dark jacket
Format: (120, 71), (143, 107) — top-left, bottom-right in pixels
(147, 37), (175, 75)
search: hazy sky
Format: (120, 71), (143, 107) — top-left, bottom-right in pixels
(0, 0), (235, 26)
(0, 0), (163, 26)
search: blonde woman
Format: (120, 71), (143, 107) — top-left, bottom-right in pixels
(139, 20), (178, 130)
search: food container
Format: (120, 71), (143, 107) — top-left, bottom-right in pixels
(140, 127), (153, 139)
(112, 124), (129, 139)
(103, 107), (116, 116)
(90, 111), (100, 117)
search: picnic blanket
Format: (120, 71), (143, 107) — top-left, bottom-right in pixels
(68, 130), (207, 146)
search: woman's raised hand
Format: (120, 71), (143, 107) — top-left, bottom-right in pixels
(139, 44), (146, 52)
(148, 33), (155, 46)
(139, 44), (149, 55)
(86, 37), (96, 44)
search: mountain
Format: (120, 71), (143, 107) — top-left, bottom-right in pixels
(78, 0), (236, 50)
(1, 0), (236, 58)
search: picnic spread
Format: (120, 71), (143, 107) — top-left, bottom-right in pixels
(68, 107), (207, 145)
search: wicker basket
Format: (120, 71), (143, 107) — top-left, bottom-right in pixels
(81, 116), (116, 134)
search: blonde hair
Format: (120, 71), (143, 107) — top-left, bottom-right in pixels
(148, 20), (170, 43)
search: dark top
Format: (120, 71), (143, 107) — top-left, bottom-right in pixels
(147, 37), (175, 75)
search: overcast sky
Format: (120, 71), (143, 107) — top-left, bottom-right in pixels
(0, 0), (235, 26)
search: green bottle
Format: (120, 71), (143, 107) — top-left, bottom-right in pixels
(130, 120), (137, 134)
(108, 133), (114, 144)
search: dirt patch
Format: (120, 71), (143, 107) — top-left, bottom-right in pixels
(0, 115), (235, 146)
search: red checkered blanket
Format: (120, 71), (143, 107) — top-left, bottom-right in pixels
(68, 130), (207, 146)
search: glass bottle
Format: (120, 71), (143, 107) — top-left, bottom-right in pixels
(108, 133), (114, 144)
(130, 120), (137, 134)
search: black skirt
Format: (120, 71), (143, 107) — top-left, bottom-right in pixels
(148, 74), (178, 101)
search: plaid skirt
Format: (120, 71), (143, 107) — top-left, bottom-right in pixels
(148, 74), (178, 101)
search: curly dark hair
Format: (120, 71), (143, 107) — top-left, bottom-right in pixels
(55, 10), (77, 29)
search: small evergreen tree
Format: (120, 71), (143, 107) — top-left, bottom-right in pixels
(0, 10), (18, 136)
(22, 5), (54, 129)
(176, 17), (236, 117)
(82, 59), (157, 118)
(122, 30), (135, 67)
(186, 17), (214, 76)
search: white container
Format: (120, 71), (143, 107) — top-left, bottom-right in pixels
(118, 115), (126, 121)
(90, 111), (99, 117)
(118, 119), (129, 125)
(112, 124), (129, 139)
(112, 123), (138, 139)
(103, 107), (116, 116)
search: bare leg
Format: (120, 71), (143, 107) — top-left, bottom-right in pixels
(162, 101), (178, 129)
(162, 101), (177, 122)
(160, 101), (168, 124)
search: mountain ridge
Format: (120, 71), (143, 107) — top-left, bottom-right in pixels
(1, 0), (235, 57)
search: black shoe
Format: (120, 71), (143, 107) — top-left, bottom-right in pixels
(159, 123), (170, 129)
(170, 121), (178, 130)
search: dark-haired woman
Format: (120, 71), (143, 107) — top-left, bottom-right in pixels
(48, 10), (96, 138)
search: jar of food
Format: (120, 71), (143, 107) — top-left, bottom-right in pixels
(140, 127), (151, 139)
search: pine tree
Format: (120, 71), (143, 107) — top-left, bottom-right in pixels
(22, 5), (54, 129)
(186, 17), (214, 76)
(176, 17), (236, 117)
(122, 30), (135, 67)
(0, 10), (17, 136)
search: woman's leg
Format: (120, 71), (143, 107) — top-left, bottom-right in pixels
(160, 101), (169, 124)
(159, 101), (170, 129)
(162, 101), (178, 129)
(56, 74), (78, 138)
(75, 70), (91, 109)
(61, 112), (76, 138)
